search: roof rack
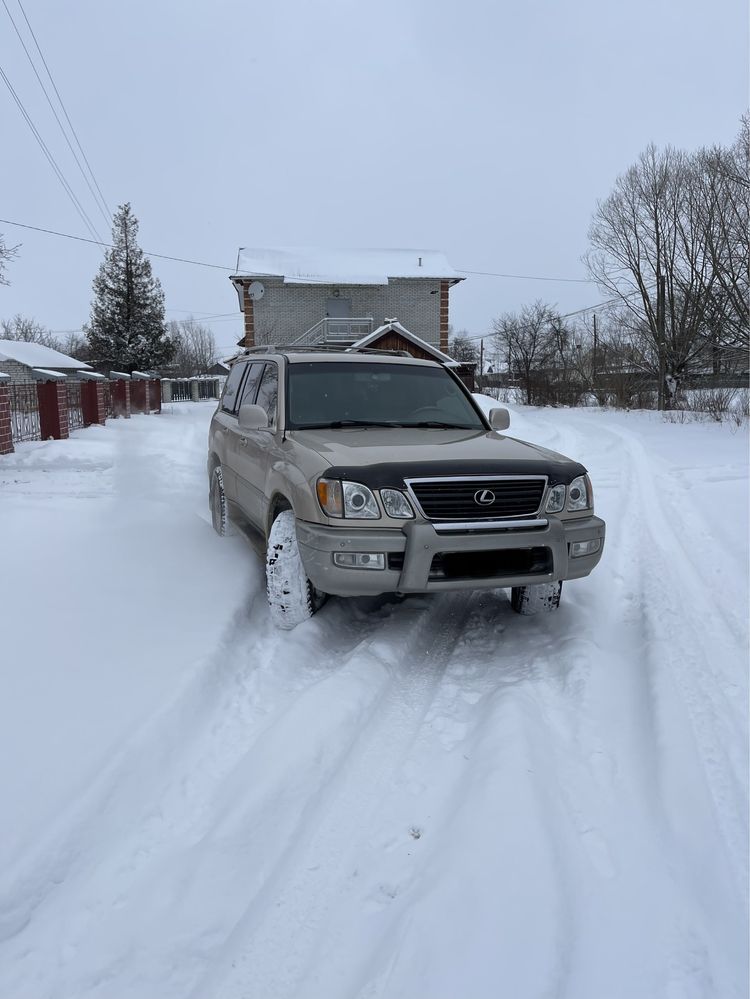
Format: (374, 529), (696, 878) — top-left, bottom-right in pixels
(240, 344), (412, 358)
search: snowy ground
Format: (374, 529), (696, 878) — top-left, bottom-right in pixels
(0, 399), (747, 999)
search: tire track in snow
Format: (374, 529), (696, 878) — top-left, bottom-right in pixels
(191, 593), (474, 999)
(0, 591), (399, 948)
(0, 591), (467, 999)
(590, 416), (748, 893)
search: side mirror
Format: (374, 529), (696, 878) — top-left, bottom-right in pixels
(488, 407), (510, 432)
(238, 402), (268, 431)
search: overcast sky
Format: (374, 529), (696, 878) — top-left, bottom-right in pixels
(1, 0), (747, 355)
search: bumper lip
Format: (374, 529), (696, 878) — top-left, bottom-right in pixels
(295, 515), (605, 597)
(432, 517), (549, 532)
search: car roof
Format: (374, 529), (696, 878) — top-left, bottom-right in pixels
(233, 349), (442, 367)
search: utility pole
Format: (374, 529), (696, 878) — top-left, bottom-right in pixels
(592, 312), (598, 382)
(657, 274), (666, 411)
(479, 339), (484, 377)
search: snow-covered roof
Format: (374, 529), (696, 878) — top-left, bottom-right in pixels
(233, 248), (463, 286)
(31, 368), (67, 381)
(0, 340), (91, 370)
(350, 320), (459, 367)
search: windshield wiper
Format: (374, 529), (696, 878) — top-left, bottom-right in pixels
(399, 421), (478, 429)
(294, 420), (405, 429)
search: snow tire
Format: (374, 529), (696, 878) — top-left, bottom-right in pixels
(210, 465), (233, 537)
(266, 509), (326, 630)
(510, 580), (563, 615)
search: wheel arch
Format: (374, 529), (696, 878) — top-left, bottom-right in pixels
(266, 491), (294, 538)
(207, 451), (221, 478)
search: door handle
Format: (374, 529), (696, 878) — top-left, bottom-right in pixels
(239, 436), (248, 447)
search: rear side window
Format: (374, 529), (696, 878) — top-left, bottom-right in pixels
(238, 362), (264, 408)
(221, 363), (247, 414)
(255, 363), (279, 431)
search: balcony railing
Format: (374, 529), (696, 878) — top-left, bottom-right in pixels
(291, 316), (374, 346)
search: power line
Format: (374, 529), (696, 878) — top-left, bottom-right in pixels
(457, 268), (594, 284)
(0, 216), (655, 340)
(0, 218), (235, 270)
(0, 218), (609, 288)
(0, 66), (104, 244)
(2, 0), (110, 227)
(15, 0), (110, 218)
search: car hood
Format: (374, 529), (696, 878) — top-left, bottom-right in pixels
(290, 427), (586, 487)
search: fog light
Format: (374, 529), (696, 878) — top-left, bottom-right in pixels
(569, 539), (601, 558)
(333, 552), (386, 570)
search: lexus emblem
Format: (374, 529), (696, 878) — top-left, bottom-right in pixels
(474, 489), (496, 506)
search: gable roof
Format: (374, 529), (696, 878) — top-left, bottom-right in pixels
(232, 248), (463, 286)
(0, 340), (91, 370)
(349, 320), (459, 366)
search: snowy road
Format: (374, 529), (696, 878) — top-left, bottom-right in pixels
(1, 401), (747, 999)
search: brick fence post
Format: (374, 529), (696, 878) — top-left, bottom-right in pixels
(190, 378), (200, 402)
(0, 374), (13, 455)
(37, 377), (70, 440)
(161, 379), (172, 404)
(109, 372), (131, 418)
(130, 378), (147, 414)
(80, 374), (107, 426)
(150, 377), (163, 412)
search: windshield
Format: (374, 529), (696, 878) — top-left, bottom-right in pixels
(287, 362), (486, 430)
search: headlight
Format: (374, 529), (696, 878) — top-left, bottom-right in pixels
(567, 474), (592, 512)
(545, 484), (566, 513)
(380, 488), (414, 519)
(316, 478), (380, 519)
(343, 481), (380, 518)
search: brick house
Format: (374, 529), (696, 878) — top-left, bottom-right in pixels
(0, 339), (92, 383)
(229, 248), (465, 357)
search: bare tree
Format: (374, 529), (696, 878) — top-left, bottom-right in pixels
(695, 116), (749, 354)
(0, 233), (19, 286)
(1, 314), (57, 346)
(584, 135), (748, 407)
(491, 301), (559, 405)
(448, 331), (479, 364)
(170, 318), (217, 376)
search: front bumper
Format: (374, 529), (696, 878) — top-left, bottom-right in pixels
(296, 515), (605, 597)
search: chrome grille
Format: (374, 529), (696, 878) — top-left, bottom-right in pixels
(407, 476), (546, 522)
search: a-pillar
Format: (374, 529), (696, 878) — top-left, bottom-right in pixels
(80, 373), (107, 426)
(109, 372), (131, 418)
(36, 375), (70, 440)
(0, 373), (13, 455)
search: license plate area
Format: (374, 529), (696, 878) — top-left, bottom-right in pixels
(428, 546), (553, 581)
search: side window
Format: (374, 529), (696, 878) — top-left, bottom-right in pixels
(255, 363), (279, 431)
(221, 363), (247, 414)
(238, 362), (264, 408)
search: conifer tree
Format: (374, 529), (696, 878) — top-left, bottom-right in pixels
(85, 204), (173, 371)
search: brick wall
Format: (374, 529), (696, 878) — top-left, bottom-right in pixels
(244, 277), (446, 347)
(0, 360), (35, 384)
(0, 382), (13, 455)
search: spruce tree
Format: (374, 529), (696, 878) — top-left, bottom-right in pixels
(85, 203), (173, 371)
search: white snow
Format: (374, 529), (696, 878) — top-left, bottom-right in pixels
(0, 339), (91, 370)
(0, 399), (747, 999)
(234, 247), (462, 284)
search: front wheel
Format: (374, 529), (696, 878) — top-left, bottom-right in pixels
(266, 510), (327, 629)
(510, 581), (563, 615)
